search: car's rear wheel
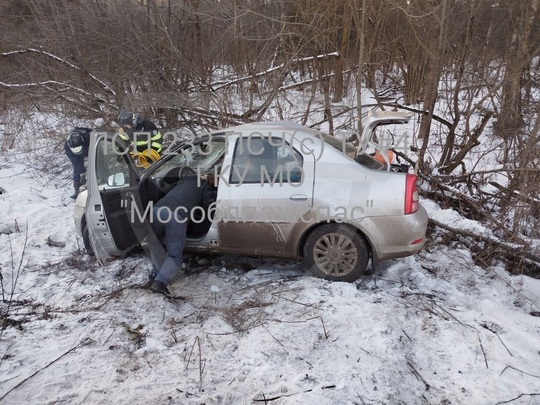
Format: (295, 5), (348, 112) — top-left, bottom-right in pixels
(304, 224), (369, 282)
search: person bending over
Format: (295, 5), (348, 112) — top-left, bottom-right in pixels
(148, 173), (217, 296)
(64, 127), (92, 199)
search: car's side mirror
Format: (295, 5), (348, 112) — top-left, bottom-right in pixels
(107, 173), (126, 187)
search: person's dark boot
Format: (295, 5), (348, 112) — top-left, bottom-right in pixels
(143, 271), (157, 288)
(151, 280), (171, 297)
(70, 181), (81, 199)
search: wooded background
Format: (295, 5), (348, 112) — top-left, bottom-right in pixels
(1, 0), (539, 274)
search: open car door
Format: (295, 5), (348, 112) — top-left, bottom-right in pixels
(85, 131), (148, 263)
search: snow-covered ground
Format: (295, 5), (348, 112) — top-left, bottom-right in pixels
(1, 135), (540, 404)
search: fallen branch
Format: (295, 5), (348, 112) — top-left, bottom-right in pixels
(211, 53), (339, 91)
(429, 218), (540, 272)
(2, 48), (117, 96)
(489, 180), (540, 207)
(422, 174), (502, 226)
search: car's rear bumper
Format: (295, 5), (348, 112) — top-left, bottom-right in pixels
(361, 205), (428, 261)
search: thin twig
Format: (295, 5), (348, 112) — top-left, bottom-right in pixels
(407, 361), (430, 390)
(1, 226), (29, 336)
(477, 332), (489, 369)
(319, 316), (328, 340)
(274, 295), (317, 307)
(269, 316), (323, 324)
(402, 329), (413, 342)
(175, 388), (198, 398)
(184, 337), (197, 372)
(253, 385), (336, 402)
(495, 334), (513, 357)
(204, 323), (265, 336)
(495, 392), (540, 404)
(357, 392), (367, 405)
(500, 365), (540, 378)
(0, 264), (4, 302)
(433, 302), (471, 328)
(0, 338), (92, 402)
(263, 325), (285, 347)
(480, 323), (514, 357)
(198, 336), (205, 392)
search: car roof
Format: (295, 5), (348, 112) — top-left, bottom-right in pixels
(219, 121), (318, 135)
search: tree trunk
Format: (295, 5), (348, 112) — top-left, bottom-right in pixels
(439, 0), (477, 168)
(498, 0), (538, 138)
(333, 10), (352, 103)
(418, 0), (448, 167)
(355, 0), (367, 134)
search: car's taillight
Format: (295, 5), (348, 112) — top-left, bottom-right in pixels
(405, 173), (419, 214)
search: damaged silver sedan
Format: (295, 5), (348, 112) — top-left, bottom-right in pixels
(74, 113), (428, 282)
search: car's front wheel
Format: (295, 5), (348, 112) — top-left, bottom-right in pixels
(304, 224), (369, 282)
(81, 220), (94, 256)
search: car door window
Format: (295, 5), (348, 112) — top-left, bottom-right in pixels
(95, 138), (130, 188)
(230, 137), (303, 184)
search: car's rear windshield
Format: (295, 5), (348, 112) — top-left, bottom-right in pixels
(320, 133), (356, 157)
(321, 133), (385, 170)
(354, 153), (385, 170)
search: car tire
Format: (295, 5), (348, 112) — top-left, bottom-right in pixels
(304, 224), (369, 282)
(82, 221), (94, 256)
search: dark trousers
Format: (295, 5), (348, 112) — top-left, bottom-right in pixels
(150, 206), (187, 285)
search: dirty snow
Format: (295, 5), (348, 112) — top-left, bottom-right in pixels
(1, 147), (540, 405)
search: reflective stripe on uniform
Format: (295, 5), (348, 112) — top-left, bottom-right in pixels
(118, 128), (130, 141)
(135, 131), (162, 153)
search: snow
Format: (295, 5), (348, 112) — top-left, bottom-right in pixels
(422, 199), (495, 238)
(1, 138), (540, 405)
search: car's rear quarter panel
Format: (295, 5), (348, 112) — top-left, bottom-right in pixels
(311, 147), (407, 217)
(306, 146), (427, 260)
